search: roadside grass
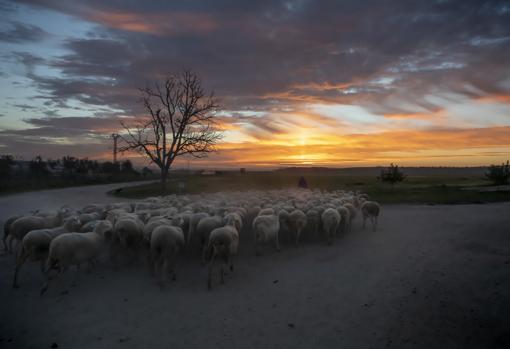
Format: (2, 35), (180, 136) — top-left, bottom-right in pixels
(109, 172), (510, 204)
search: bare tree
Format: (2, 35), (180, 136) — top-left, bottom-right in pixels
(119, 70), (222, 190)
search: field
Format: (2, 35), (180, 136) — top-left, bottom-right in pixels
(111, 171), (510, 204)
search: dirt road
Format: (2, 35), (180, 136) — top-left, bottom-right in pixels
(0, 189), (509, 348)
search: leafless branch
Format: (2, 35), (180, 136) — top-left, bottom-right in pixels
(117, 69), (223, 187)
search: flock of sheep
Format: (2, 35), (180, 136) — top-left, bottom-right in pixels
(2, 188), (381, 293)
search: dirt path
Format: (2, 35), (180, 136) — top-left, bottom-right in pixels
(1, 201), (509, 348)
(0, 181), (155, 221)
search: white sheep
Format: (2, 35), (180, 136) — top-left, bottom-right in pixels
(195, 215), (224, 263)
(361, 201), (381, 232)
(79, 220), (99, 233)
(78, 211), (104, 225)
(12, 216), (82, 288)
(252, 213), (281, 255)
(187, 212), (209, 245)
(3, 215), (21, 252)
(40, 220), (113, 295)
(205, 220), (239, 290)
(150, 225), (185, 286)
(224, 212), (243, 235)
(111, 216), (144, 265)
(321, 208), (341, 245)
(343, 203), (357, 229)
(287, 209), (307, 245)
(336, 206), (351, 234)
(305, 209), (321, 238)
(258, 207), (275, 216)
(143, 217), (172, 244)
(9, 210), (65, 251)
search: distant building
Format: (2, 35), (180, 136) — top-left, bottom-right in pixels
(240, 168), (246, 174)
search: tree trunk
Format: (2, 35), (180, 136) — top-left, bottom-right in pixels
(160, 168), (168, 191)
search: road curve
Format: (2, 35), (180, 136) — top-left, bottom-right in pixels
(0, 180), (156, 221)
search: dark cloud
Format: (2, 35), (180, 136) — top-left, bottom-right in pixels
(0, 21), (47, 43)
(12, 0), (509, 114)
(0, 114), (126, 139)
(2, 0), (510, 161)
(0, 133), (109, 159)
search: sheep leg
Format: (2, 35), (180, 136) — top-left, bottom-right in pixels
(2, 232), (9, 253)
(362, 215), (366, 229)
(207, 252), (216, 290)
(110, 243), (119, 270)
(186, 227), (193, 246)
(201, 245), (208, 266)
(255, 238), (261, 256)
(40, 277), (50, 295)
(12, 247), (28, 289)
(154, 259), (161, 285)
(128, 248), (137, 265)
(86, 260), (95, 273)
(275, 232), (281, 252)
(159, 259), (168, 287)
(327, 230), (334, 246)
(9, 237), (17, 253)
(149, 250), (156, 276)
(295, 229), (301, 246)
(40, 258), (58, 295)
(220, 263), (225, 285)
(168, 253), (177, 282)
(229, 255), (234, 272)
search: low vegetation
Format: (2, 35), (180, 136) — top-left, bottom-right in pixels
(378, 163), (406, 186)
(485, 160), (510, 186)
(0, 155), (157, 194)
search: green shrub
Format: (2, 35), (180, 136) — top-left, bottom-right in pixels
(485, 161), (510, 185)
(378, 163), (406, 186)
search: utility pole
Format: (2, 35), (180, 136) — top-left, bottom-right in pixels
(111, 133), (120, 163)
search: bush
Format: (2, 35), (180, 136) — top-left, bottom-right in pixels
(378, 163), (406, 186)
(485, 161), (510, 186)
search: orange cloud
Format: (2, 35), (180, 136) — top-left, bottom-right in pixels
(166, 126), (510, 168)
(88, 10), (218, 36)
(476, 94), (510, 104)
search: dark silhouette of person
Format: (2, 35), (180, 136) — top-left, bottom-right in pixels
(298, 176), (308, 188)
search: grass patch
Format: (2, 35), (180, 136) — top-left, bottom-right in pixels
(109, 172), (510, 204)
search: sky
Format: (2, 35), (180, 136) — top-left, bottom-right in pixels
(0, 0), (509, 169)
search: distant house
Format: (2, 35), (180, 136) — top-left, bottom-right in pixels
(47, 164), (65, 175)
(201, 170), (215, 176)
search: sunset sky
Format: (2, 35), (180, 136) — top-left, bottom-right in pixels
(1, 0), (510, 168)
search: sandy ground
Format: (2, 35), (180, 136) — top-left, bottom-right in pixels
(0, 185), (509, 348)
